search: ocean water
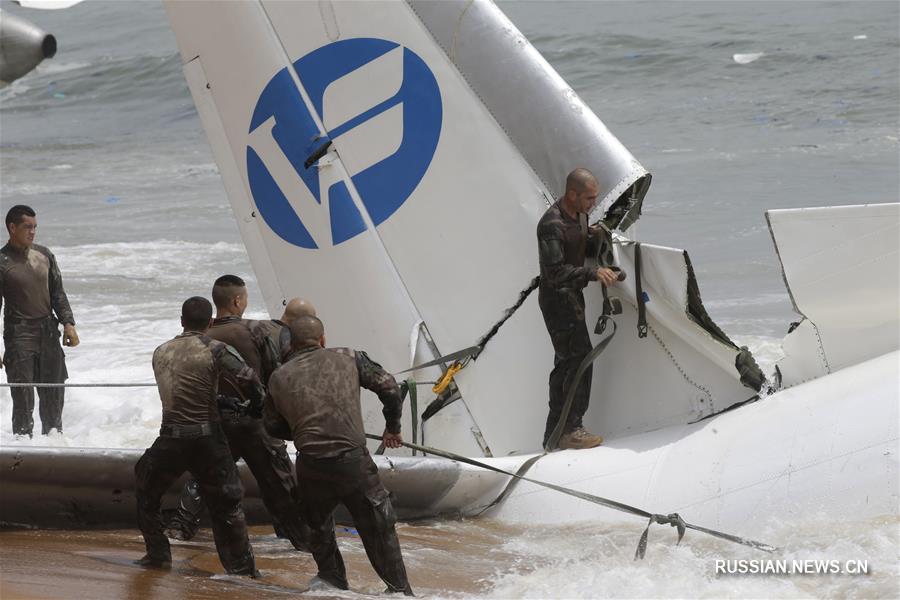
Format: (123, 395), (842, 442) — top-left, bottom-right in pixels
(1, 1), (897, 598)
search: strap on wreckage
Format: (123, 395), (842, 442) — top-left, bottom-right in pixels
(376, 377), (420, 456)
(376, 265), (778, 558)
(394, 276), (541, 419)
(634, 242), (648, 339)
(544, 315), (617, 452)
(365, 432), (779, 560)
(394, 234), (648, 419)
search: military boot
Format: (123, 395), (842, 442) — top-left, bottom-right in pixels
(164, 478), (203, 541)
(310, 573), (350, 591)
(134, 554), (172, 569)
(164, 511), (200, 541)
(557, 427), (603, 450)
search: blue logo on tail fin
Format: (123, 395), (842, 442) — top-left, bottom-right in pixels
(247, 38), (442, 249)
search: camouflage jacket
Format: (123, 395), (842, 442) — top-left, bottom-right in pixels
(207, 316), (280, 395)
(0, 243), (74, 327)
(152, 331), (264, 427)
(536, 201), (602, 293)
(264, 346), (402, 458)
(256, 318), (292, 362)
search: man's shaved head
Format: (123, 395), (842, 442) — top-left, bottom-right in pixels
(290, 315), (325, 349)
(565, 168), (598, 194)
(281, 297), (317, 325)
(211, 274), (247, 309)
(561, 168), (601, 216)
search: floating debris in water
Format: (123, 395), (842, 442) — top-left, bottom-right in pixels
(47, 82), (65, 98)
(733, 52), (764, 64)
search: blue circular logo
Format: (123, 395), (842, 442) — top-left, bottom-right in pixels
(246, 38), (442, 249)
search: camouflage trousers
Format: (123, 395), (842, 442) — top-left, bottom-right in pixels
(3, 318), (67, 436)
(298, 449), (413, 595)
(167, 412), (310, 551)
(135, 425), (256, 575)
(539, 291), (594, 446)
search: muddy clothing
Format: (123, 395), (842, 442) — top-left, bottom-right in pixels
(537, 201), (602, 446)
(166, 414), (310, 552)
(537, 201), (601, 296)
(223, 416), (309, 548)
(1, 243), (74, 435)
(0, 243), (74, 324)
(257, 318), (292, 361)
(207, 316), (279, 399)
(3, 318), (67, 435)
(139, 331), (263, 574)
(152, 332), (263, 427)
(264, 346), (403, 459)
(167, 316), (309, 551)
(299, 450), (412, 594)
(208, 315), (308, 550)
(135, 424), (256, 574)
(265, 346), (411, 594)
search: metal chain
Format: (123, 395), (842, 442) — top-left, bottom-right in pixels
(810, 320), (831, 374)
(647, 324), (713, 407)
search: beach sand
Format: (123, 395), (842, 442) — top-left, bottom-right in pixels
(0, 522), (510, 599)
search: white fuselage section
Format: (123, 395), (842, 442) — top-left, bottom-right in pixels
(484, 351), (899, 533)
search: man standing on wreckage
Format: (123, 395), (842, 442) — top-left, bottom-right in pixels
(164, 275), (310, 551)
(538, 168), (620, 450)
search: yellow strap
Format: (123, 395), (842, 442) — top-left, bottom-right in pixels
(432, 361), (463, 394)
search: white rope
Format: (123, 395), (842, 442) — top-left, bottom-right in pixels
(3, 381), (435, 388)
(1, 382), (156, 388)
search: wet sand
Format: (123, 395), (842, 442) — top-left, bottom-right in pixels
(3, 511), (899, 599)
(0, 522), (518, 599)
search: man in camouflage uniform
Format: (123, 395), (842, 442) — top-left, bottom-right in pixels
(135, 296), (262, 575)
(537, 169), (619, 450)
(0, 205), (79, 436)
(165, 276), (309, 551)
(256, 297), (317, 361)
(264, 315), (413, 595)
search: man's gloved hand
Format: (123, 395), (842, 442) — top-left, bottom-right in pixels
(63, 324), (80, 347)
(217, 394), (254, 418)
(230, 395), (262, 419)
(245, 402), (263, 419)
(588, 223), (606, 236)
